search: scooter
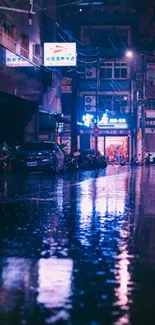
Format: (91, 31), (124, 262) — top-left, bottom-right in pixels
(0, 159), (4, 177)
(131, 156), (139, 166)
(120, 159), (126, 166)
(145, 154), (151, 166)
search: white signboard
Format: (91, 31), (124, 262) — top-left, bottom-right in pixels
(6, 50), (32, 67)
(98, 116), (128, 129)
(44, 42), (76, 67)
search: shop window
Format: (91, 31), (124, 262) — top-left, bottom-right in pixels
(105, 136), (129, 162)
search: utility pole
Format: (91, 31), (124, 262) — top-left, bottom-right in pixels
(95, 58), (99, 151)
(136, 53), (146, 165)
(141, 54), (146, 165)
(29, 0), (34, 25)
(71, 69), (78, 152)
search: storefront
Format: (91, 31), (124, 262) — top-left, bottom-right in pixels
(96, 132), (130, 162)
(39, 112), (71, 151)
(79, 114), (131, 162)
(79, 129), (131, 162)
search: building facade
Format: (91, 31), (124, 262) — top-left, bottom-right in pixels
(127, 0), (155, 162)
(0, 0), (62, 145)
(60, 0), (137, 161)
(59, 0), (155, 162)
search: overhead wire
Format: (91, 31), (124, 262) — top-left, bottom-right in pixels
(57, 32), (98, 60)
(56, 22), (98, 52)
(35, 0), (84, 10)
(35, 0), (133, 106)
(58, 25), (131, 101)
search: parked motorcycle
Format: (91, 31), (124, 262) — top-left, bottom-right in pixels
(64, 153), (79, 171)
(146, 154), (151, 166)
(120, 159), (126, 166)
(78, 150), (107, 170)
(131, 156), (139, 166)
(0, 157), (5, 177)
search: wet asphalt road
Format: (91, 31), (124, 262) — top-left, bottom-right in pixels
(0, 166), (155, 325)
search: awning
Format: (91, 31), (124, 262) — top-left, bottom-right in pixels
(55, 114), (71, 124)
(39, 111), (71, 130)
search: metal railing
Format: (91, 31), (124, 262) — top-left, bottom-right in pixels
(0, 26), (16, 52)
(0, 26), (42, 67)
(32, 54), (41, 66)
(20, 46), (29, 60)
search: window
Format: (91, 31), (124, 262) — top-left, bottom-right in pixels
(20, 33), (29, 59)
(145, 99), (155, 110)
(32, 44), (41, 57)
(20, 33), (29, 48)
(81, 26), (128, 49)
(100, 63), (112, 79)
(99, 95), (113, 112)
(114, 95), (128, 112)
(98, 94), (128, 114)
(100, 62), (127, 79)
(114, 63), (127, 78)
(147, 70), (155, 81)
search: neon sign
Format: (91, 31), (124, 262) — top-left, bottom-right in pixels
(82, 114), (94, 127)
(81, 113), (128, 129)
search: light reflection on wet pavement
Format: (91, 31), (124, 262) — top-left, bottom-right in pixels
(0, 166), (155, 324)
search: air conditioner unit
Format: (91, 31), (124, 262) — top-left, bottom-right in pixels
(120, 106), (130, 113)
(136, 72), (143, 81)
(84, 95), (96, 112)
(85, 67), (96, 79)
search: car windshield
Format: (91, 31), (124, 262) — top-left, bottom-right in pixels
(21, 142), (56, 151)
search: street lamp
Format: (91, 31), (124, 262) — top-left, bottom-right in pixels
(125, 49), (146, 165)
(125, 50), (134, 59)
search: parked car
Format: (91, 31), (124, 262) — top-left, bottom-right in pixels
(12, 141), (64, 172)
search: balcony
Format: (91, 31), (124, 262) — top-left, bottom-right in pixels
(0, 45), (43, 103)
(0, 26), (16, 52)
(32, 54), (42, 66)
(20, 46), (29, 60)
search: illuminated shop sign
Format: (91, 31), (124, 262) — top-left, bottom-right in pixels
(6, 50), (32, 67)
(44, 42), (76, 67)
(82, 113), (128, 129)
(98, 114), (128, 129)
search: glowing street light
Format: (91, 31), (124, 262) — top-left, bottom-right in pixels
(125, 50), (134, 59)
